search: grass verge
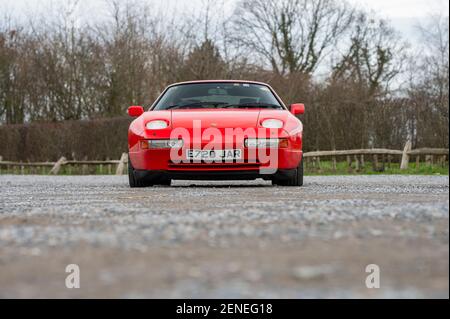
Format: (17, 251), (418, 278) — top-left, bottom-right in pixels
(0, 161), (448, 176)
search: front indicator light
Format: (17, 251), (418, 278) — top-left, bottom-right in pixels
(278, 138), (289, 148)
(141, 139), (184, 149)
(244, 138), (288, 148)
(140, 140), (149, 149)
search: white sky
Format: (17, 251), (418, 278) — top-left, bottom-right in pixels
(1, 0), (448, 45)
(348, 0), (447, 18)
(348, 0), (449, 42)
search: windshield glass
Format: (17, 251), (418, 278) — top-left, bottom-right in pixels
(152, 82), (284, 110)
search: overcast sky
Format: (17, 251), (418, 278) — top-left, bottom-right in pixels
(1, 0), (448, 46)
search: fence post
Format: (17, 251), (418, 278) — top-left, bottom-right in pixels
(346, 155), (352, 173)
(372, 154), (379, 171)
(425, 155), (432, 167)
(442, 155), (447, 167)
(105, 157), (111, 174)
(116, 153), (128, 175)
(81, 156), (89, 175)
(354, 155), (360, 172)
(49, 157), (67, 175)
(400, 140), (412, 170)
(332, 156), (337, 172)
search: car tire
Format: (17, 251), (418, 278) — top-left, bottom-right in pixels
(159, 178), (172, 186)
(273, 158), (304, 187)
(128, 155), (151, 187)
(128, 155), (172, 187)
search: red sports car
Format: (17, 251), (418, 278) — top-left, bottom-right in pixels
(127, 80), (304, 187)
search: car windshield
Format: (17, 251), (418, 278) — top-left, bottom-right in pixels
(152, 82), (284, 110)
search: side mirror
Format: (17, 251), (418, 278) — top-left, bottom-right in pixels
(128, 105), (144, 117)
(290, 103), (305, 115)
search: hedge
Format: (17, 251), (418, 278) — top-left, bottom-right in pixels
(0, 117), (132, 161)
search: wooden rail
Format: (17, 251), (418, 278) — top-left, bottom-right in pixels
(0, 142), (448, 175)
(303, 149), (403, 157)
(304, 148), (448, 158)
(302, 142), (448, 172)
(407, 148), (449, 156)
(0, 153), (128, 175)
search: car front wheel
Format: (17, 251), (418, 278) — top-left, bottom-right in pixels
(128, 155), (150, 187)
(272, 159), (303, 186)
(128, 155), (172, 187)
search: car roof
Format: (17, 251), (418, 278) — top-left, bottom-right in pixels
(168, 80), (271, 87)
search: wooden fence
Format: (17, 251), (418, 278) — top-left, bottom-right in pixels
(0, 153), (129, 175)
(0, 142), (448, 175)
(303, 144), (448, 172)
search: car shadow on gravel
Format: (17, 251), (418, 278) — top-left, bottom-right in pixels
(170, 184), (274, 188)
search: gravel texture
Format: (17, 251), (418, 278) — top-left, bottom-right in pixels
(0, 175), (448, 298)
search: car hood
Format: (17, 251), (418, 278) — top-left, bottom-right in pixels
(170, 109), (289, 129)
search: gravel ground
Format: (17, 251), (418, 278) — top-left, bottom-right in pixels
(0, 175), (448, 298)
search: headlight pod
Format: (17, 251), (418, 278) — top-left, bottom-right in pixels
(140, 139), (183, 149)
(261, 119), (283, 129)
(244, 138), (288, 148)
(146, 120), (168, 130)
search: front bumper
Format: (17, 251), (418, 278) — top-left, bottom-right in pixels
(129, 147), (302, 172)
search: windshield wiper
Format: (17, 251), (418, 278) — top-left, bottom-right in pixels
(221, 102), (282, 109)
(165, 101), (228, 110)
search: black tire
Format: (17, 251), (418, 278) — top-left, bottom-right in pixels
(128, 155), (171, 187)
(297, 158), (304, 186)
(158, 178), (172, 186)
(273, 159), (304, 186)
(128, 155), (151, 187)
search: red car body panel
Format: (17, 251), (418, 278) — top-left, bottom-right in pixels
(128, 80), (303, 175)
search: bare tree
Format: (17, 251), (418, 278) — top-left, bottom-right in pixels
(333, 12), (407, 97)
(232, 0), (355, 75)
(0, 17), (30, 124)
(325, 12), (408, 148)
(182, 39), (227, 80)
(406, 12), (449, 148)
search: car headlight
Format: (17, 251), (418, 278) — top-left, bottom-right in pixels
(244, 138), (288, 148)
(140, 139), (183, 149)
(261, 119), (283, 129)
(146, 120), (168, 130)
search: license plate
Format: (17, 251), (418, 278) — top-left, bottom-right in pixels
(186, 149), (242, 161)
